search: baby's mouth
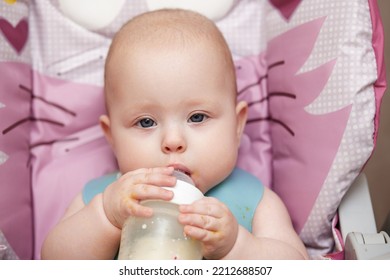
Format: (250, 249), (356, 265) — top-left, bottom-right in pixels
(174, 168), (191, 177)
(168, 164), (192, 177)
(172, 168), (195, 186)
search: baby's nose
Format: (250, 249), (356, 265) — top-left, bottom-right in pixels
(162, 129), (187, 154)
(163, 143), (185, 153)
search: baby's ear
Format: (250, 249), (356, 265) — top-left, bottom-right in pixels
(99, 115), (113, 147)
(235, 101), (248, 143)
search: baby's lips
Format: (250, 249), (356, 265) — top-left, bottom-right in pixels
(168, 163), (192, 177)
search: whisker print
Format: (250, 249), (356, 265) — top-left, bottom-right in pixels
(19, 84), (77, 116)
(2, 117), (65, 135)
(237, 59), (294, 136)
(238, 74), (267, 96)
(247, 91), (296, 107)
(26, 137), (80, 167)
(18, 84), (33, 94)
(247, 116), (295, 136)
(247, 98), (267, 107)
(29, 137), (79, 150)
(268, 60), (285, 70)
(267, 92), (296, 99)
(237, 60), (285, 96)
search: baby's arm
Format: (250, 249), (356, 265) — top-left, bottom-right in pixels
(223, 187), (308, 259)
(179, 187), (308, 260)
(41, 167), (176, 259)
(41, 192), (121, 259)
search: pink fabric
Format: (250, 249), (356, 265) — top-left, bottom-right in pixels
(0, 0), (386, 260)
(324, 250), (344, 260)
(266, 18), (352, 233)
(368, 0), (387, 145)
(324, 215), (344, 260)
(0, 62), (33, 259)
(269, 0), (302, 20)
(30, 71), (117, 259)
(236, 55), (272, 188)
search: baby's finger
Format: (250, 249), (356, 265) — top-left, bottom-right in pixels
(180, 200), (224, 219)
(182, 224), (213, 242)
(130, 184), (174, 201)
(124, 200), (154, 217)
(126, 166), (174, 177)
(121, 169), (176, 188)
(178, 213), (218, 231)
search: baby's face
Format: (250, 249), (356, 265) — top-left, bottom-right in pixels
(102, 43), (247, 193)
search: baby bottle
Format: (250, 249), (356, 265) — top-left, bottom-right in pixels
(118, 170), (204, 260)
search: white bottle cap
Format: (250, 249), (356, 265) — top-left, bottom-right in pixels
(164, 170), (204, 205)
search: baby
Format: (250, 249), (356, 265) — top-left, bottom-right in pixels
(41, 9), (308, 260)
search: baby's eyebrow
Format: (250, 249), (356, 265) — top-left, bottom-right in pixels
(120, 102), (159, 118)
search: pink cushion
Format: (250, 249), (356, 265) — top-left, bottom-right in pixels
(264, 0), (386, 257)
(30, 72), (117, 259)
(0, 62), (33, 260)
(0, 0), (385, 259)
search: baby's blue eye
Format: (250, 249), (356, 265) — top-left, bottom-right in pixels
(189, 113), (207, 123)
(137, 118), (156, 128)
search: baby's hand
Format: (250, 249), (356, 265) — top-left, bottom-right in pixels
(178, 197), (238, 259)
(102, 167), (176, 229)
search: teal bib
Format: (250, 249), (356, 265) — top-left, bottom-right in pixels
(83, 168), (264, 232)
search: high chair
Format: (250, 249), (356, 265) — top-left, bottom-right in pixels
(0, 0), (388, 259)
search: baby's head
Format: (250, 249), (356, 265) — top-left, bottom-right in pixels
(104, 8), (237, 110)
(101, 9), (248, 193)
